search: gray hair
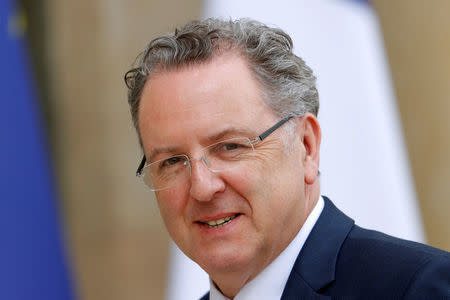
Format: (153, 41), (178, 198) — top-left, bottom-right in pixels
(124, 18), (319, 142)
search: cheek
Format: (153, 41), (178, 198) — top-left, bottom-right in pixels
(251, 151), (304, 218)
(224, 164), (264, 200)
(155, 189), (188, 230)
(225, 163), (275, 222)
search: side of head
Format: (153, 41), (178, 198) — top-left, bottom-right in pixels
(124, 18), (319, 145)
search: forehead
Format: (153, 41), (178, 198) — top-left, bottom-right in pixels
(138, 53), (276, 150)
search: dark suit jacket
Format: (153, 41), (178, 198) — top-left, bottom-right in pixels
(201, 197), (449, 299)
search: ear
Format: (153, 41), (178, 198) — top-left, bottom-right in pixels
(298, 113), (321, 185)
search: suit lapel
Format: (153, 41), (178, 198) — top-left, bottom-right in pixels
(281, 197), (354, 299)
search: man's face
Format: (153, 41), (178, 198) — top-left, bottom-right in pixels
(138, 53), (311, 279)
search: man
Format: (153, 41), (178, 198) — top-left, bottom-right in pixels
(125, 18), (449, 299)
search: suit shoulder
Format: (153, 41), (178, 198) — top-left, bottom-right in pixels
(345, 225), (449, 261)
(333, 225), (449, 297)
(402, 251), (450, 298)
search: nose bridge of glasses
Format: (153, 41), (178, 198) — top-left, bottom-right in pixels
(189, 155), (211, 169)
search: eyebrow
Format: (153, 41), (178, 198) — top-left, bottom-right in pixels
(146, 146), (182, 163)
(206, 126), (257, 143)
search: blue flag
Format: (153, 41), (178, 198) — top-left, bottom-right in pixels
(0, 0), (75, 299)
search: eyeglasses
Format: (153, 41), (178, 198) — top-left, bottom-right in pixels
(136, 116), (293, 191)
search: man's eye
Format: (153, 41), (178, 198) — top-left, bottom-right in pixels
(161, 156), (183, 167)
(222, 143), (241, 151)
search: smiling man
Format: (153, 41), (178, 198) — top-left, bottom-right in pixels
(125, 19), (449, 299)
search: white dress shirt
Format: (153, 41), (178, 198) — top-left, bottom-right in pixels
(209, 196), (325, 300)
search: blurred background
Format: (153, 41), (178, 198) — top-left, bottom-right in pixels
(3, 0), (449, 299)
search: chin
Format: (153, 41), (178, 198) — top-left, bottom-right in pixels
(195, 245), (256, 275)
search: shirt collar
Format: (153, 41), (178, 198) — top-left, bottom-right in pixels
(210, 196), (325, 300)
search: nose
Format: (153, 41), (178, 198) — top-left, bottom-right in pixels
(189, 156), (225, 202)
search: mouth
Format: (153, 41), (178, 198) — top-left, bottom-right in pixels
(197, 213), (241, 228)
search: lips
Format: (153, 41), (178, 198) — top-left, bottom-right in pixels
(197, 213), (241, 228)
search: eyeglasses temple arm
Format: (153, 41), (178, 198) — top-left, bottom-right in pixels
(257, 116), (293, 141)
(136, 155), (146, 176)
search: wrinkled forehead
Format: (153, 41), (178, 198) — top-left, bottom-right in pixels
(137, 54), (276, 147)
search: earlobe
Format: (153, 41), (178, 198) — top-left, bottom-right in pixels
(299, 113), (321, 184)
(304, 158), (319, 184)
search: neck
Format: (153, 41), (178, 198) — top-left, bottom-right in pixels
(211, 275), (246, 299)
(209, 255), (271, 298)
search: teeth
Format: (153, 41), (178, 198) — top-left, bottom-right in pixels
(204, 214), (238, 228)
